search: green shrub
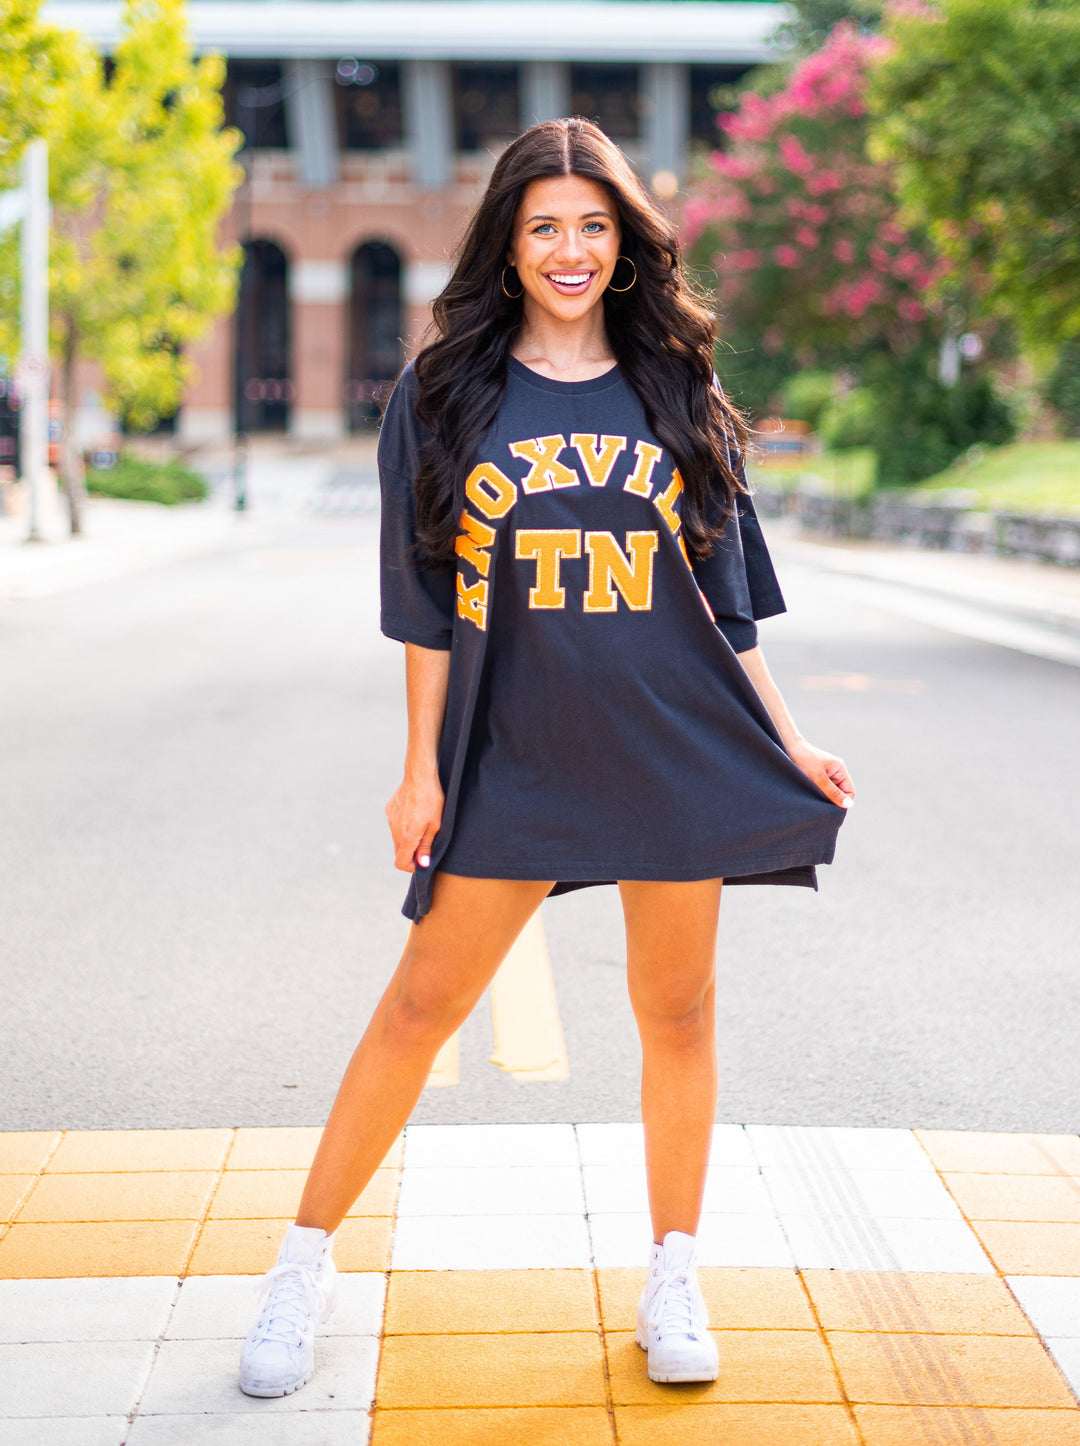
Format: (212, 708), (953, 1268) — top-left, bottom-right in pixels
(86, 454), (208, 506)
(1045, 338), (1080, 436)
(866, 350), (1015, 487)
(779, 369), (835, 427)
(819, 387), (876, 450)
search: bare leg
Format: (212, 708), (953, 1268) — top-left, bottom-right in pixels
(620, 878), (723, 1244)
(295, 873), (553, 1232)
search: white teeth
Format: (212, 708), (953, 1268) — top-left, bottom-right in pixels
(549, 272), (591, 285)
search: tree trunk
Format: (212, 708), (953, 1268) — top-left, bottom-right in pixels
(59, 318), (85, 536)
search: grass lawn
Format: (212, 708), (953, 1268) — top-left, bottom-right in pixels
(748, 447), (877, 499)
(913, 440), (1080, 514)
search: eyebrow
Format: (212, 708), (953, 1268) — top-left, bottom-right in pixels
(523, 210), (613, 224)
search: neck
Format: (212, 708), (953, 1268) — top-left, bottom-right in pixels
(512, 301), (615, 382)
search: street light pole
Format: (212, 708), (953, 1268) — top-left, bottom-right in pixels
(18, 139), (49, 544)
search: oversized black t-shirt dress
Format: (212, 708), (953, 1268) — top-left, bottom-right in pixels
(379, 357), (845, 922)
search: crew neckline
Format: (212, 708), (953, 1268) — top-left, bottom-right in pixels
(507, 355), (623, 394)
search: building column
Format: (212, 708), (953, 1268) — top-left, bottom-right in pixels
(403, 60), (453, 188)
(521, 62), (571, 127)
(283, 59), (340, 188)
(643, 62), (689, 189)
(289, 258), (348, 439)
(403, 258), (454, 352)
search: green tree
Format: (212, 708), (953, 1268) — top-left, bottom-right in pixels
(869, 0), (1080, 351)
(47, 0), (242, 530)
(778, 0), (884, 51)
(0, 0), (241, 531)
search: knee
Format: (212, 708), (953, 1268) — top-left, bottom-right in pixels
(632, 993), (713, 1047)
(384, 959), (470, 1047)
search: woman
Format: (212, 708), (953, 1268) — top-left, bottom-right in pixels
(239, 118), (852, 1398)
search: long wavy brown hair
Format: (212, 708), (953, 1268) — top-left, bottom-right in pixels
(411, 117), (748, 562)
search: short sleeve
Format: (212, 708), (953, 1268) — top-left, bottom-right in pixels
(688, 383), (786, 652)
(378, 366), (456, 650)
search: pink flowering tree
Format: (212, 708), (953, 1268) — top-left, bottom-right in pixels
(685, 24), (943, 370)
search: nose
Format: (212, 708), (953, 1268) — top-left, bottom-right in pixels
(555, 229), (588, 265)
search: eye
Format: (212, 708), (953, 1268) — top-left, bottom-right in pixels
(583, 221), (606, 233)
(532, 222), (556, 236)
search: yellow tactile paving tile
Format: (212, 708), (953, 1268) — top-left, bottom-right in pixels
(613, 1403), (860, 1446)
(371, 1406), (614, 1446)
(376, 1332), (608, 1409)
(917, 1129), (1080, 1176)
(605, 1329), (842, 1406)
(827, 1329), (1076, 1408)
(0, 1219), (197, 1277)
(207, 1166), (398, 1219)
(46, 1128), (232, 1173)
(971, 1220), (1080, 1276)
(0, 1176), (36, 1224)
(0, 1132), (60, 1174)
(802, 1271), (1036, 1336)
(944, 1171), (1080, 1223)
(226, 1126), (403, 1171)
(187, 1215), (394, 1274)
(597, 1268), (816, 1332)
(384, 1269), (598, 1334)
(855, 1405), (1080, 1446)
(15, 1170), (218, 1222)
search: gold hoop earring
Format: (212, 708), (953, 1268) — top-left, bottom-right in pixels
(501, 265), (524, 299)
(607, 257), (637, 293)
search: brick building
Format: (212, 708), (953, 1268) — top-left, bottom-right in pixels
(49, 1), (780, 444)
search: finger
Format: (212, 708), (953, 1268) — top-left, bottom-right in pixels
(817, 771), (852, 809)
(414, 824), (439, 870)
(826, 760), (855, 803)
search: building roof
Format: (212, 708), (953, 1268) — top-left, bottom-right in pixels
(45, 0), (786, 63)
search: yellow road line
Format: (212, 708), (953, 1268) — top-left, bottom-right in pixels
(426, 1031), (460, 1088)
(489, 910), (570, 1082)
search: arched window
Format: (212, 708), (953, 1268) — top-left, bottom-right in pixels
(347, 241), (403, 430)
(234, 239), (292, 433)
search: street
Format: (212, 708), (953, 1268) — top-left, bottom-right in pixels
(3, 492), (1079, 1135)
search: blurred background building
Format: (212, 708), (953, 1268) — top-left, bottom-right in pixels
(47, 0), (781, 444)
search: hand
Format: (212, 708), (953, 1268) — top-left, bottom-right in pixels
(786, 738), (855, 810)
(385, 770), (445, 872)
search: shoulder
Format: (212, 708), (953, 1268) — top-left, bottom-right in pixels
(378, 361), (426, 478)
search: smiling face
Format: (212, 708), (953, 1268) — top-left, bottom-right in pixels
(506, 174), (622, 323)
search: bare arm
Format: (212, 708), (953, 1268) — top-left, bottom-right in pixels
(385, 642), (451, 872)
(737, 644), (854, 810)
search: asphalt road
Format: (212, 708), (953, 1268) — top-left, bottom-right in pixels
(3, 505), (1078, 1133)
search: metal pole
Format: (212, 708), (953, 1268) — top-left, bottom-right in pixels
(19, 139), (48, 543)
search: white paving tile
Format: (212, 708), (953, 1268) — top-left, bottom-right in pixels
(391, 1213), (591, 1269)
(137, 1336), (378, 1415)
(588, 1211), (794, 1268)
(582, 1164), (772, 1216)
(763, 1166), (965, 1220)
(748, 1125), (933, 1172)
(396, 1165), (584, 1217)
(165, 1273), (385, 1340)
(1042, 1338), (1080, 1402)
(780, 1213), (993, 1273)
(1008, 1277), (1080, 1339)
(0, 1340), (155, 1417)
(403, 1123), (578, 1169)
(574, 1123), (754, 1167)
(0, 1420), (128, 1446)
(0, 1278), (177, 1343)
(126, 1412), (372, 1445)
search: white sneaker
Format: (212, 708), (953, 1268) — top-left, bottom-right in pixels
(239, 1224), (337, 1398)
(636, 1230), (719, 1383)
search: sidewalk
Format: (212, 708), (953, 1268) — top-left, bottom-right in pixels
(4, 1122), (1080, 1444)
(767, 521), (1080, 668)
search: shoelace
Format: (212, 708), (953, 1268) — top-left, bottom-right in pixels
(252, 1261), (324, 1344)
(647, 1268), (701, 1341)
